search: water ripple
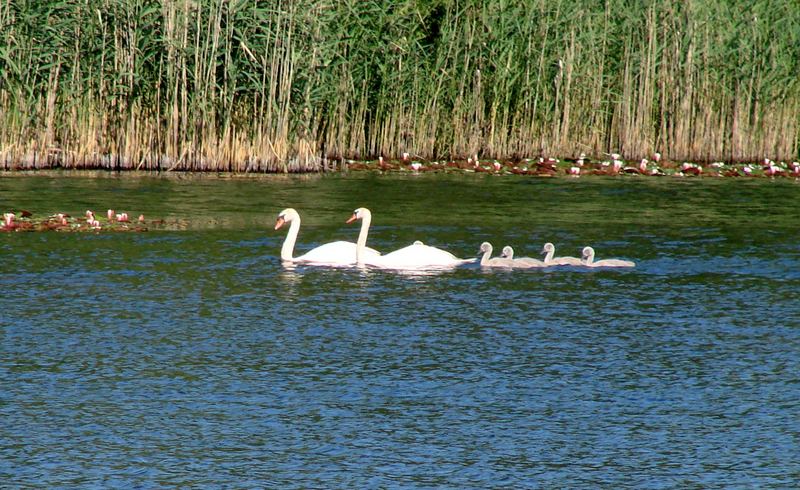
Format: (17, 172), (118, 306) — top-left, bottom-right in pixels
(2, 175), (799, 487)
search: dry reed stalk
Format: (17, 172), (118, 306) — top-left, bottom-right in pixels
(0, 0), (797, 172)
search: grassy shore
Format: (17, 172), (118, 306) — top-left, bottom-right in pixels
(1, 0), (798, 172)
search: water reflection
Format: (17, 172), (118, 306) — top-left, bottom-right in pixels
(277, 265), (303, 287)
(277, 255), (473, 278)
(374, 266), (462, 277)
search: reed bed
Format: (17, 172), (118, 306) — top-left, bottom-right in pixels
(1, 0), (798, 172)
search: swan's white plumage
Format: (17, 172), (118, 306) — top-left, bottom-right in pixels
(349, 208), (474, 269)
(541, 242), (582, 266)
(366, 242), (473, 269)
(501, 245), (546, 267)
(479, 242), (515, 267)
(292, 241), (376, 264)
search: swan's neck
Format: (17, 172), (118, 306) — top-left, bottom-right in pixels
(281, 217), (301, 261)
(544, 249), (554, 264)
(480, 248), (492, 265)
(355, 213), (372, 265)
(583, 251), (594, 265)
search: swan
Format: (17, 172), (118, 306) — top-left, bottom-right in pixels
(500, 246), (546, 267)
(274, 208), (380, 265)
(347, 208), (475, 269)
(541, 242), (582, 266)
(581, 246), (635, 267)
(479, 242), (516, 267)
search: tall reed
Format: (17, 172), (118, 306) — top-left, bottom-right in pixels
(1, 0), (798, 172)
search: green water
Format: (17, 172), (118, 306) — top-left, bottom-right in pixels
(1, 172), (799, 487)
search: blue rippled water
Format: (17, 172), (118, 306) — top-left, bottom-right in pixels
(1, 173), (799, 487)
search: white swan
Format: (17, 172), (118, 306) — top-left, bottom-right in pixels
(348, 208), (475, 269)
(479, 242), (515, 267)
(581, 246), (635, 267)
(501, 246), (546, 267)
(274, 208), (380, 265)
(541, 242), (582, 266)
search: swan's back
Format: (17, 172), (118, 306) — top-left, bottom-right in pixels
(551, 255), (582, 266)
(502, 246), (546, 267)
(485, 257), (515, 267)
(581, 246), (635, 268)
(515, 257), (547, 267)
(368, 242), (474, 268)
(502, 247), (545, 267)
(296, 241), (380, 265)
(593, 258), (636, 268)
(542, 243), (581, 265)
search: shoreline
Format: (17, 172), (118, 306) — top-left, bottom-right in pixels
(2, 156), (799, 179)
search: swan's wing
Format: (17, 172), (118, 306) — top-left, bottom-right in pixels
(483, 257), (514, 267)
(369, 243), (472, 268)
(553, 256), (583, 265)
(295, 241), (380, 264)
(517, 257), (546, 266)
(595, 259), (635, 267)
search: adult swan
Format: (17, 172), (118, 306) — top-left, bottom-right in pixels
(274, 208), (380, 265)
(346, 208), (474, 269)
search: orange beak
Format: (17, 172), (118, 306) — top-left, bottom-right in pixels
(274, 216), (285, 230)
(346, 213), (357, 224)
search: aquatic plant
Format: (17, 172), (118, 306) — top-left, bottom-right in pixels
(1, 209), (150, 232)
(1, 0), (798, 172)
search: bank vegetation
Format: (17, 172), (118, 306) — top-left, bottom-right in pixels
(1, 0), (798, 171)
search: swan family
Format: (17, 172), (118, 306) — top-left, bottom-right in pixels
(481, 242), (635, 268)
(274, 207), (634, 270)
(275, 207), (474, 269)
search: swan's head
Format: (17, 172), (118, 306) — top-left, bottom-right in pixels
(346, 207), (371, 224)
(413, 240), (424, 245)
(541, 242), (555, 254)
(501, 246), (514, 258)
(582, 246), (595, 259)
(275, 208), (299, 230)
(479, 242), (493, 254)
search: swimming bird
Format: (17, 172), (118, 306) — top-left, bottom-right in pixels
(501, 246), (546, 267)
(478, 242), (515, 267)
(541, 242), (582, 266)
(347, 208), (474, 269)
(581, 246), (635, 267)
(275, 208), (380, 265)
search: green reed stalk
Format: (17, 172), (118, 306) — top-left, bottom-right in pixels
(1, 0), (798, 172)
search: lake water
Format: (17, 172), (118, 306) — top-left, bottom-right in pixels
(2, 172), (799, 487)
